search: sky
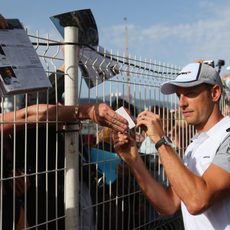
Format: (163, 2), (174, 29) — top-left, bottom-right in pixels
(1, 0), (230, 74)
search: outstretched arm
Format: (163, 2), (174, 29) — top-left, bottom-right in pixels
(113, 132), (181, 216)
(0, 103), (128, 134)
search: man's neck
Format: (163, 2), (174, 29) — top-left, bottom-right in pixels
(196, 112), (224, 133)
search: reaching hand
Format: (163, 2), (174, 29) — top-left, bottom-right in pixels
(88, 103), (128, 133)
(112, 131), (139, 164)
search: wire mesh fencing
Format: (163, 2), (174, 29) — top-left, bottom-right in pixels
(0, 33), (197, 230)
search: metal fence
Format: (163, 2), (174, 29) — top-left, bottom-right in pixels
(0, 30), (204, 230)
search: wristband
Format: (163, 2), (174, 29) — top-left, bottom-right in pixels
(155, 136), (173, 150)
(74, 105), (79, 120)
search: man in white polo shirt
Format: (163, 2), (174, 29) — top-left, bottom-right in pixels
(113, 62), (230, 230)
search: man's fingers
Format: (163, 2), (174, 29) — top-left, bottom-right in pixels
(112, 132), (128, 146)
(114, 141), (126, 149)
(109, 122), (127, 132)
(96, 103), (129, 132)
(107, 111), (128, 132)
(113, 133), (128, 142)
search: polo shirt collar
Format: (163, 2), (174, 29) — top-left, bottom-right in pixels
(206, 116), (230, 137)
(191, 116), (230, 142)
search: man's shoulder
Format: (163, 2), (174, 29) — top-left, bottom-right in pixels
(216, 133), (230, 154)
(213, 134), (230, 173)
(205, 117), (230, 142)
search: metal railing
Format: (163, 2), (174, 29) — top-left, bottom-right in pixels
(0, 31), (197, 230)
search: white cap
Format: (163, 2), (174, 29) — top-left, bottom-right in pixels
(161, 63), (223, 95)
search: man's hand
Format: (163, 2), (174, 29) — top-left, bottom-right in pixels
(112, 131), (139, 164)
(88, 103), (128, 133)
(136, 111), (165, 143)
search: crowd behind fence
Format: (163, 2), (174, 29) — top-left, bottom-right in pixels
(0, 32), (228, 230)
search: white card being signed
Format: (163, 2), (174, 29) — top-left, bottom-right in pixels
(115, 106), (136, 129)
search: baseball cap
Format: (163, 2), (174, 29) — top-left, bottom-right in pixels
(161, 63), (223, 95)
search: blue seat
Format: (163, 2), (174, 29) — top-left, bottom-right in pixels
(90, 147), (121, 185)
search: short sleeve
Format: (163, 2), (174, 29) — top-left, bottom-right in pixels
(213, 135), (230, 173)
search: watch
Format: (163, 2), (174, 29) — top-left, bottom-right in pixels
(155, 136), (173, 150)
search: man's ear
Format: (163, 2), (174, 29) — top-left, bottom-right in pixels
(211, 85), (222, 102)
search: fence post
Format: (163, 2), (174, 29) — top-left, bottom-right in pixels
(64, 26), (79, 230)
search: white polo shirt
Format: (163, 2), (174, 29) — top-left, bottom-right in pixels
(182, 116), (230, 230)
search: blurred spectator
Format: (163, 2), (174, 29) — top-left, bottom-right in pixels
(222, 74), (230, 116)
(169, 108), (192, 152)
(0, 14), (8, 29)
(1, 89), (128, 230)
(0, 13), (129, 230)
(1, 135), (29, 230)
